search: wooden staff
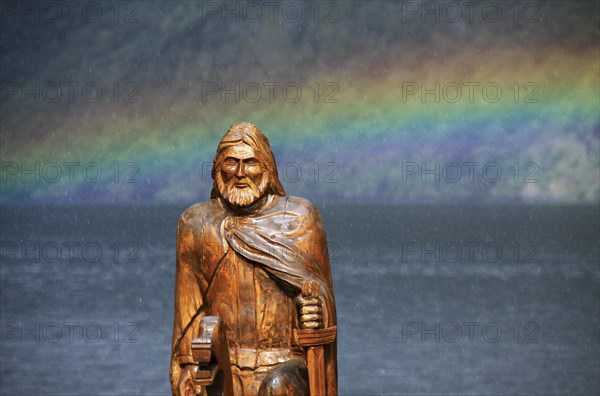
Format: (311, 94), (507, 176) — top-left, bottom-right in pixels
(295, 281), (336, 396)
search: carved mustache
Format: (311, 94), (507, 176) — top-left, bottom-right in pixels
(227, 177), (257, 189)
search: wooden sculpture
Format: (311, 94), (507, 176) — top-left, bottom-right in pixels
(170, 122), (337, 395)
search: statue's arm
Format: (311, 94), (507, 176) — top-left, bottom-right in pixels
(170, 214), (205, 392)
(308, 204), (337, 327)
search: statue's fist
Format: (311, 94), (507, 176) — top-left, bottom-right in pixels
(295, 295), (324, 330)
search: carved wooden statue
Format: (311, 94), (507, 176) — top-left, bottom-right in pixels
(170, 122), (337, 395)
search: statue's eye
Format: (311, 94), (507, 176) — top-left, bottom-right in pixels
(245, 159), (259, 165)
(223, 158), (237, 166)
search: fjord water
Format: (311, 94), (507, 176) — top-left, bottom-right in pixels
(1, 204), (598, 395)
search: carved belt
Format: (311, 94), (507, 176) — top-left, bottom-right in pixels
(229, 347), (303, 369)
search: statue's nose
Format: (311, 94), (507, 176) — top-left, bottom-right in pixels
(235, 161), (245, 177)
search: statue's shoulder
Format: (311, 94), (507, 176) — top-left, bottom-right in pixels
(277, 195), (320, 217)
(178, 199), (222, 226)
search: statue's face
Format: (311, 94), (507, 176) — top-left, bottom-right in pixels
(216, 143), (269, 208)
(220, 144), (263, 185)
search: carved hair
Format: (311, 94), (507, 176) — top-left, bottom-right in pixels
(210, 122), (286, 199)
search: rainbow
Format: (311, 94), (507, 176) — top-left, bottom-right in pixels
(1, 16), (598, 205)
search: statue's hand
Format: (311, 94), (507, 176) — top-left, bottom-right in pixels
(295, 294), (324, 329)
(177, 365), (198, 396)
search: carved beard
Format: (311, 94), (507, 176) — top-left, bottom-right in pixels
(215, 168), (270, 208)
